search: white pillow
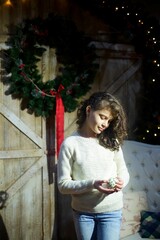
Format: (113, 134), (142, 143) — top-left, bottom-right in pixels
(121, 232), (149, 240)
(120, 191), (148, 239)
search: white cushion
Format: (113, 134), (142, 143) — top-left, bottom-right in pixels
(122, 140), (160, 212)
(121, 232), (153, 240)
(120, 191), (148, 239)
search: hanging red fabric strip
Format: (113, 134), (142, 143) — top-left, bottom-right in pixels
(56, 85), (65, 157)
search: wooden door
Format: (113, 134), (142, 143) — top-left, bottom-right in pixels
(91, 41), (143, 139)
(0, 41), (55, 240)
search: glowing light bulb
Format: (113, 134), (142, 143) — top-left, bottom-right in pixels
(4, 0), (12, 6)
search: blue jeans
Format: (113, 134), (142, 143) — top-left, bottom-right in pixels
(72, 209), (122, 240)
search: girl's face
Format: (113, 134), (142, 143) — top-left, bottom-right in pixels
(85, 106), (113, 137)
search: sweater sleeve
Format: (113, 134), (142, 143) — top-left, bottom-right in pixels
(57, 140), (95, 195)
(114, 146), (130, 188)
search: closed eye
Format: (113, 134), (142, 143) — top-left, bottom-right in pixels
(100, 114), (107, 120)
(99, 114), (113, 122)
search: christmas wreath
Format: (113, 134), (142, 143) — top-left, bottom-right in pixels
(2, 13), (97, 117)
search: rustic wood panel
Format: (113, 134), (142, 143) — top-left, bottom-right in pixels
(0, 0), (68, 35)
(0, 0), (109, 39)
(0, 39), (55, 240)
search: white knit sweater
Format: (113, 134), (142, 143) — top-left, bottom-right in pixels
(57, 132), (129, 213)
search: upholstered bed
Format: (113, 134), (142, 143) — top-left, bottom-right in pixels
(120, 140), (160, 240)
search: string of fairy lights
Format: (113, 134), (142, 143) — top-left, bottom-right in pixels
(75, 0), (160, 144)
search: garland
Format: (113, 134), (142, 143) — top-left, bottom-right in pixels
(3, 13), (97, 117)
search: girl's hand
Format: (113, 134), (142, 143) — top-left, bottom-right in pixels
(114, 177), (124, 192)
(94, 178), (124, 194)
(94, 180), (115, 194)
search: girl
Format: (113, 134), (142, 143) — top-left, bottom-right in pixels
(57, 91), (129, 240)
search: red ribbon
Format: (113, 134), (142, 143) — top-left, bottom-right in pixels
(55, 84), (65, 157)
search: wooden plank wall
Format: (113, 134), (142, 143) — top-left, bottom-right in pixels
(0, 40), (55, 239)
(0, 0), (109, 37)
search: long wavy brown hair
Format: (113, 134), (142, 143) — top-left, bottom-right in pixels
(76, 92), (127, 151)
